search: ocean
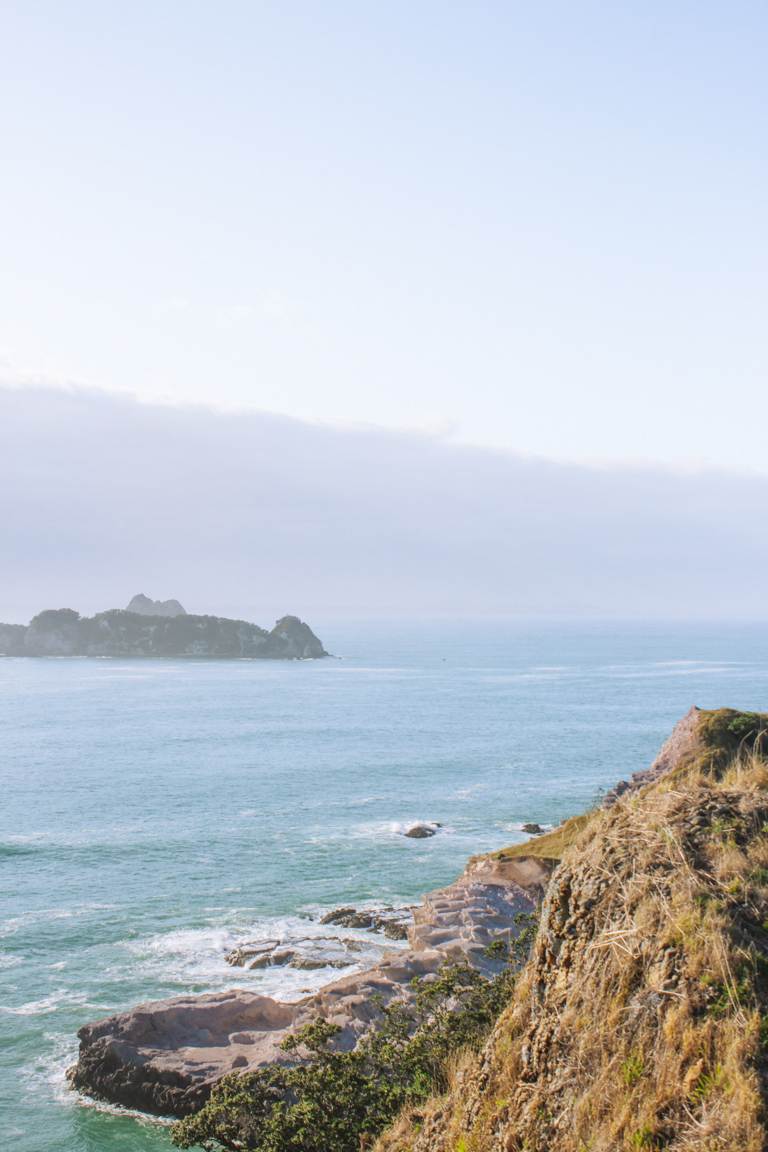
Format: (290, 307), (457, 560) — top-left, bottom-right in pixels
(2, 618), (768, 1151)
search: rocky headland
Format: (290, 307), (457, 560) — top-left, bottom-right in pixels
(0, 606), (326, 659)
(69, 707), (768, 1151)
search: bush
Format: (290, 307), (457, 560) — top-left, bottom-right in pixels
(171, 959), (520, 1152)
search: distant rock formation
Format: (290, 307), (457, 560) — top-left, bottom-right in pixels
(0, 607), (326, 659)
(126, 593), (187, 617)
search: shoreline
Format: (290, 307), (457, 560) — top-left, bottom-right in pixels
(68, 847), (550, 1118)
(67, 711), (701, 1121)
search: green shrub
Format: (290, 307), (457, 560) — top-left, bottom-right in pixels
(171, 960), (520, 1152)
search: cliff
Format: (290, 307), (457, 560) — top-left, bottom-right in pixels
(379, 707), (768, 1152)
(0, 608), (326, 659)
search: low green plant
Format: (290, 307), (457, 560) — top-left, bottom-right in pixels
(630, 1127), (661, 1150)
(620, 1051), (645, 1088)
(688, 1064), (726, 1105)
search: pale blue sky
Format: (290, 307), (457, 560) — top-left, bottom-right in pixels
(1, 2), (766, 470)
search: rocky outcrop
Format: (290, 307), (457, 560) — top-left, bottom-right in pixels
(126, 593), (187, 617)
(68, 856), (541, 1116)
(403, 822), (441, 839)
(257, 615), (328, 659)
(319, 905), (414, 940)
(0, 607), (327, 659)
(603, 704), (702, 806)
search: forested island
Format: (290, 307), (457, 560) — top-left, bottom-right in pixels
(0, 600), (326, 659)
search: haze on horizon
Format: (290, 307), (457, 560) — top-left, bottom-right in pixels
(2, 386), (767, 625)
(1, 2), (767, 474)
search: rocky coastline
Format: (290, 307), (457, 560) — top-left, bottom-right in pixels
(69, 707), (730, 1137)
(68, 853), (549, 1116)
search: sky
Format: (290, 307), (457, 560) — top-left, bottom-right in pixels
(1, 1), (767, 471)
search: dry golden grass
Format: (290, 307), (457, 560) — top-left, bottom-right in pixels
(377, 710), (768, 1152)
(495, 813), (593, 862)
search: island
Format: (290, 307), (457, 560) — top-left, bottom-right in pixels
(0, 602), (327, 659)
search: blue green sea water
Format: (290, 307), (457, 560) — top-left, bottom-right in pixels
(3, 619), (768, 1151)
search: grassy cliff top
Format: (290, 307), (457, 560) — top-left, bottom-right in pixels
(495, 708), (768, 864)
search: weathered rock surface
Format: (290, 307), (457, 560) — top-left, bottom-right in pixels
(602, 704), (701, 806)
(0, 607), (326, 659)
(319, 906), (414, 940)
(69, 856), (542, 1116)
(126, 593), (187, 617)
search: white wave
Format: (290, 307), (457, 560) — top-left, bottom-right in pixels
(1, 989), (92, 1016)
(122, 912), (399, 1002)
(73, 1094), (175, 1124)
(609, 666), (743, 680)
(315, 820), (451, 843)
(654, 663), (746, 672)
(0, 903), (118, 938)
(19, 1031), (78, 1105)
(450, 783), (485, 800)
(23, 1029), (171, 1122)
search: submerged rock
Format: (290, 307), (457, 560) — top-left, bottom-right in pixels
(225, 936), (364, 971)
(225, 940), (281, 968)
(521, 822), (544, 835)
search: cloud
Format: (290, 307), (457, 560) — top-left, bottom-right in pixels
(1, 385), (766, 623)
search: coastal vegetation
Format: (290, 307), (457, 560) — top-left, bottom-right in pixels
(171, 948), (531, 1152)
(168, 709), (768, 1151)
